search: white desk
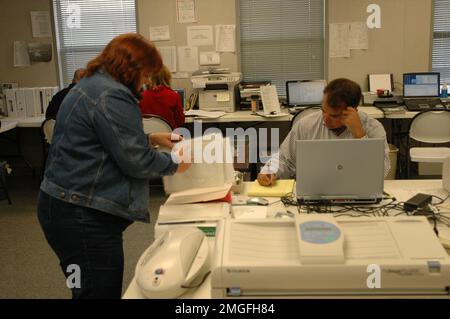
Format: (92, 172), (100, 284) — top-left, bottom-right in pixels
(184, 107), (384, 123)
(0, 119), (19, 134)
(123, 179), (450, 299)
(0, 116), (45, 131)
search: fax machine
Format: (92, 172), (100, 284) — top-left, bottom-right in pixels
(191, 72), (241, 112)
(211, 215), (450, 298)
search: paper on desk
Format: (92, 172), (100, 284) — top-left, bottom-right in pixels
(184, 110), (226, 118)
(260, 85), (281, 114)
(158, 202), (230, 223)
(232, 206), (268, 219)
(248, 179), (295, 197)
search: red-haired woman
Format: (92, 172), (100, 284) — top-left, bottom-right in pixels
(37, 33), (190, 299)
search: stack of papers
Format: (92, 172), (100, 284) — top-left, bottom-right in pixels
(184, 110), (226, 118)
(247, 179), (295, 197)
(165, 184), (232, 205)
(158, 202), (230, 224)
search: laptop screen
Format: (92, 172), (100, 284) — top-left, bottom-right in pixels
(286, 80), (326, 106)
(295, 139), (384, 203)
(403, 73), (440, 98)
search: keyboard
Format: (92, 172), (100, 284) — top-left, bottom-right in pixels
(403, 98), (443, 111)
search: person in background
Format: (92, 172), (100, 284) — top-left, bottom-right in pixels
(139, 65), (185, 128)
(37, 33), (191, 299)
(45, 68), (85, 119)
(257, 78), (390, 186)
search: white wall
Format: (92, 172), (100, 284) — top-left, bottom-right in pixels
(327, 0), (433, 90)
(0, 0), (59, 87)
(0, 0), (434, 92)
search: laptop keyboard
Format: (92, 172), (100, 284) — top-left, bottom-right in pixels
(404, 98), (443, 111)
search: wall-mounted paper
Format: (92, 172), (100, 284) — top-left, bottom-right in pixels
(199, 52), (220, 65)
(176, 0), (197, 23)
(177, 46), (199, 72)
(187, 25), (213, 47)
(28, 42), (52, 62)
(30, 11), (52, 38)
(349, 22), (368, 50)
(150, 25), (170, 41)
(329, 23), (350, 58)
(215, 25), (236, 53)
(14, 41), (31, 67)
(158, 46), (177, 72)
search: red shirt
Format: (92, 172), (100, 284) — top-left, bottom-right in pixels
(139, 85), (185, 128)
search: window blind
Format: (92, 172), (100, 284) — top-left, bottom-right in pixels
(239, 0), (325, 96)
(432, 0), (450, 85)
(52, 0), (137, 87)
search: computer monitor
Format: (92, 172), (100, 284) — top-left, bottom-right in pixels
(286, 80), (326, 106)
(403, 72), (440, 98)
(174, 88), (186, 110)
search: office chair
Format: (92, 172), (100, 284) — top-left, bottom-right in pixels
(40, 118), (56, 179)
(290, 106), (321, 129)
(406, 109), (450, 178)
(0, 161), (12, 205)
(142, 114), (174, 187)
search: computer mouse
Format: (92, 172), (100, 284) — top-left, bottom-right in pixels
(246, 197), (269, 206)
(135, 227), (210, 299)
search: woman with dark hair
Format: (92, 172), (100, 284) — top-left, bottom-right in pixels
(37, 33), (191, 299)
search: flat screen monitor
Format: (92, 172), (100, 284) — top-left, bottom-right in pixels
(286, 80), (326, 106)
(403, 72), (440, 98)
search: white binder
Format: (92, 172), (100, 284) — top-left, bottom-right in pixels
(4, 89), (18, 118)
(34, 88), (46, 116)
(14, 89), (27, 118)
(23, 88), (38, 117)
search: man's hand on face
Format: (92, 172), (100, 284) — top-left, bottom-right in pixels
(341, 107), (366, 138)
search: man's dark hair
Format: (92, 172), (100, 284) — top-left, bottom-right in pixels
(323, 78), (362, 108)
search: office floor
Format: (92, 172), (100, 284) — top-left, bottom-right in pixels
(0, 170), (167, 299)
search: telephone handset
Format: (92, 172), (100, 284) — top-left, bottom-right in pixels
(135, 227), (210, 299)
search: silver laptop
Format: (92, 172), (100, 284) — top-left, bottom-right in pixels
(296, 139), (385, 204)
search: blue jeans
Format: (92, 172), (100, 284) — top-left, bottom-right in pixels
(37, 191), (133, 299)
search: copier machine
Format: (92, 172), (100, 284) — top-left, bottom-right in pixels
(211, 215), (450, 298)
(191, 71), (241, 112)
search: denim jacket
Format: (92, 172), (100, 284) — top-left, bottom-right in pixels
(40, 71), (178, 222)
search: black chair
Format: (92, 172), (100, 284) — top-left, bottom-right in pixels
(0, 161), (12, 205)
(290, 106), (321, 129)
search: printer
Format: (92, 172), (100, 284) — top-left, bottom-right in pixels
(191, 71), (241, 113)
(362, 91), (403, 106)
(211, 215), (450, 298)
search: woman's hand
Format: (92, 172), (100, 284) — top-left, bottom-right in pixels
(149, 133), (182, 149)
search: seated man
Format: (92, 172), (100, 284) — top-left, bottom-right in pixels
(258, 78), (390, 186)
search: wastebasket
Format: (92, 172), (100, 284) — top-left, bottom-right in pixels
(385, 144), (398, 180)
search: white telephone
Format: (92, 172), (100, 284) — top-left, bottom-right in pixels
(135, 227), (210, 299)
